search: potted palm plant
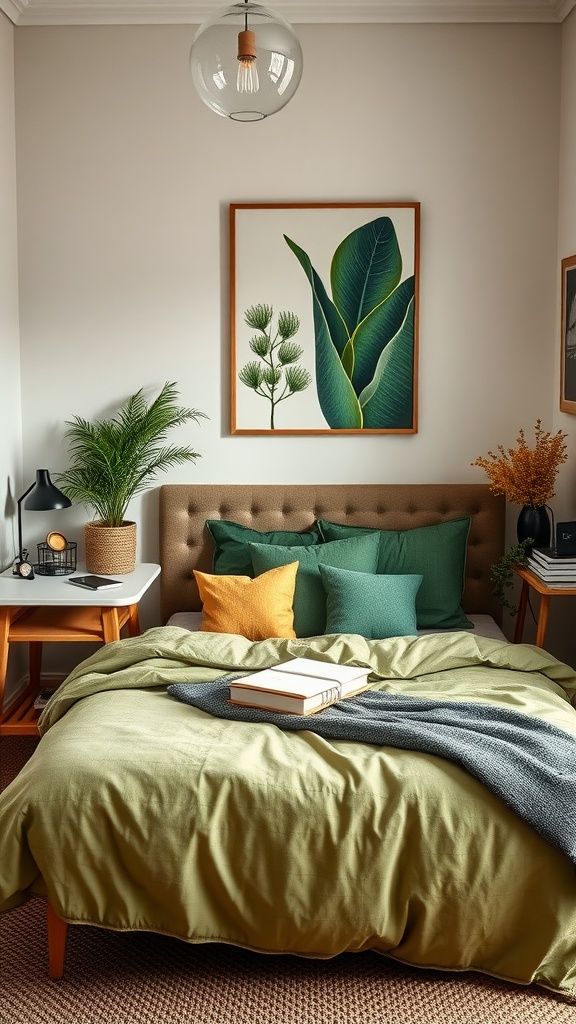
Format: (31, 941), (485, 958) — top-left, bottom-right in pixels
(58, 382), (206, 574)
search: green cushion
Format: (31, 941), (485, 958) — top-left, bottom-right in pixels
(319, 564), (422, 639)
(205, 519), (320, 577)
(249, 533), (380, 638)
(315, 518), (472, 630)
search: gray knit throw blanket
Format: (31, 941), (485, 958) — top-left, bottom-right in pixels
(168, 678), (576, 867)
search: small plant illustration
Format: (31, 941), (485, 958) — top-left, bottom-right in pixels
(238, 303), (311, 429)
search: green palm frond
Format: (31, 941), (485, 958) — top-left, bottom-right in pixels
(284, 366), (312, 393)
(262, 366), (283, 387)
(277, 342), (303, 365)
(57, 382), (207, 526)
(277, 311), (300, 340)
(249, 334), (271, 358)
(238, 362), (265, 389)
(245, 304), (273, 331)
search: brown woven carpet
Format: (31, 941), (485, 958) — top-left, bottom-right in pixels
(2, 738), (575, 1024)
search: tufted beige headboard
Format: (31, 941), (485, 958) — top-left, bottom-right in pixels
(159, 483), (505, 626)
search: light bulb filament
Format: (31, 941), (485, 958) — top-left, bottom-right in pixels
(237, 29), (259, 94)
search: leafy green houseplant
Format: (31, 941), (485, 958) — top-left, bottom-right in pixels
(58, 382), (206, 574)
(490, 540), (532, 616)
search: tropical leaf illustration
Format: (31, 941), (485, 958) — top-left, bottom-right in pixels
(284, 216), (415, 429)
(360, 297), (415, 429)
(330, 217), (403, 336)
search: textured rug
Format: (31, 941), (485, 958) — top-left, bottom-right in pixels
(1, 738), (575, 1024)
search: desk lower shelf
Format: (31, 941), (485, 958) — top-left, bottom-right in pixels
(0, 681), (49, 735)
(0, 603), (139, 737)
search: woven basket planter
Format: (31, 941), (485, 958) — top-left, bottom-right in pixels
(85, 521), (137, 575)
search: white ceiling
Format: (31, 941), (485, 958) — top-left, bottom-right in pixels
(1, 0), (574, 27)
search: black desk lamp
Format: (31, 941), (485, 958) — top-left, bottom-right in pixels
(14, 469), (72, 579)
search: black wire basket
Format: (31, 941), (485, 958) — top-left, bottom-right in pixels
(35, 541), (77, 576)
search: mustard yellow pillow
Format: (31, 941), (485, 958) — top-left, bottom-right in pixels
(193, 562), (298, 640)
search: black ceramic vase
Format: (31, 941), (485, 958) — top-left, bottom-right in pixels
(516, 505), (551, 550)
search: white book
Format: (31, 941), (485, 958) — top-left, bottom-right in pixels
(531, 548), (576, 567)
(527, 562), (576, 587)
(228, 657), (372, 716)
(527, 557), (576, 577)
(530, 580), (576, 589)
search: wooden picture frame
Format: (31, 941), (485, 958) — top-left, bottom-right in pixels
(230, 202), (420, 435)
(560, 253), (576, 414)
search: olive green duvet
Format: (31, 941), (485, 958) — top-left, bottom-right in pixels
(1, 627), (576, 996)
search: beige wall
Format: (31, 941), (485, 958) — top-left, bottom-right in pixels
(14, 24), (561, 498)
(0, 11), (22, 562)
(6, 19), (574, 667)
(557, 5), (576, 463)
(0, 11), (24, 701)
(544, 8), (576, 662)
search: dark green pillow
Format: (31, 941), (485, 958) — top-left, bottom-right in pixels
(205, 519), (320, 577)
(319, 564), (422, 639)
(315, 517), (472, 630)
(249, 533), (380, 638)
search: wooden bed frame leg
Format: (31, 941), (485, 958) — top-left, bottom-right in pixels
(47, 903), (68, 980)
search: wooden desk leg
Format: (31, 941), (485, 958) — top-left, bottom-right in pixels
(100, 607), (121, 644)
(47, 903), (68, 980)
(535, 594), (551, 648)
(127, 603), (140, 637)
(29, 641), (43, 689)
(514, 580), (529, 643)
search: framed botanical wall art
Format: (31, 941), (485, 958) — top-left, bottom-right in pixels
(560, 253), (576, 414)
(230, 202), (420, 434)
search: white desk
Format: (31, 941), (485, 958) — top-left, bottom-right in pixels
(0, 562), (160, 736)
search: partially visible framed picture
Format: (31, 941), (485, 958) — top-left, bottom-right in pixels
(230, 202), (420, 434)
(560, 253), (576, 414)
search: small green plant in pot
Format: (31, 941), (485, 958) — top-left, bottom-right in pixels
(58, 382), (207, 574)
(490, 539), (532, 616)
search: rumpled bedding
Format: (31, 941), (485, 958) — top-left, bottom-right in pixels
(1, 627), (576, 996)
(168, 678), (576, 864)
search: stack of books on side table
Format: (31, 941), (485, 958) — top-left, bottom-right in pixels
(228, 657), (373, 715)
(527, 548), (576, 587)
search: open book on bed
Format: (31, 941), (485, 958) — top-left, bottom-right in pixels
(228, 657), (372, 715)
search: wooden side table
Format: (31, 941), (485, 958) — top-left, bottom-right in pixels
(0, 562), (160, 736)
(513, 565), (576, 648)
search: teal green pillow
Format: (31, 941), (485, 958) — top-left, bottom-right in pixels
(315, 518), (472, 630)
(249, 533), (380, 638)
(205, 519), (320, 577)
(319, 564), (422, 639)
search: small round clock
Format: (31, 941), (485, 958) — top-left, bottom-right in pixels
(46, 532), (67, 552)
(15, 558), (35, 580)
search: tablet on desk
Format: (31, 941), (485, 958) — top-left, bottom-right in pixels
(68, 575), (123, 591)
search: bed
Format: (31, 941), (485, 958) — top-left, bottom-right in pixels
(1, 482), (576, 997)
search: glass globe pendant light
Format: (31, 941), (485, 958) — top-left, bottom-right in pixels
(190, 1), (303, 122)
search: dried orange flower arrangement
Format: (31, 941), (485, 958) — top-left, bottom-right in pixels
(472, 420), (568, 507)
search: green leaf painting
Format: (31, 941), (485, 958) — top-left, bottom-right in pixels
(284, 216), (416, 430)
